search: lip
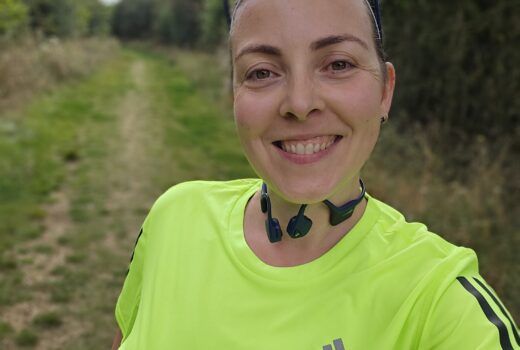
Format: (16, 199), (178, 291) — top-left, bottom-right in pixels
(274, 134), (336, 142)
(273, 135), (342, 165)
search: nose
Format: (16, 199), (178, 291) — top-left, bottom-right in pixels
(279, 73), (324, 121)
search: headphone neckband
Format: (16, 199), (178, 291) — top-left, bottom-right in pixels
(260, 179), (366, 243)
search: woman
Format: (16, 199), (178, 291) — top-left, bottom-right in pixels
(112, 0), (519, 349)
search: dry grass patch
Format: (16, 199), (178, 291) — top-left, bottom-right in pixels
(0, 37), (119, 109)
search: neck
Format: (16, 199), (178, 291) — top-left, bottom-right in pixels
(245, 178), (367, 262)
(273, 179), (364, 238)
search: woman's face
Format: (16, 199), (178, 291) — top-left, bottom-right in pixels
(231, 0), (395, 203)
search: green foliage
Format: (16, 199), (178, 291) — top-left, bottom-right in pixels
(88, 1), (112, 36)
(33, 312), (63, 329)
(113, 0), (204, 47)
(200, 0), (227, 50)
(0, 0), (29, 37)
(15, 329), (38, 346)
(15, 0), (111, 38)
(382, 1), (519, 140)
(112, 0), (154, 39)
(25, 0), (75, 36)
(167, 0), (203, 46)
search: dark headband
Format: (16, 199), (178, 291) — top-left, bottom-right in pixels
(223, 0), (383, 44)
(367, 0), (383, 43)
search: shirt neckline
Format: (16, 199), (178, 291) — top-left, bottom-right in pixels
(227, 180), (381, 284)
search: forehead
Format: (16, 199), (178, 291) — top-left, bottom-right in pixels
(231, 0), (372, 51)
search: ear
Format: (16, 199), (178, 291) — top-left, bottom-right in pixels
(380, 62), (396, 118)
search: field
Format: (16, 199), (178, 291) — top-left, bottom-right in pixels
(0, 43), (518, 348)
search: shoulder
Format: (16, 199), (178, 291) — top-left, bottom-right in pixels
(144, 178), (261, 224)
(156, 178), (260, 204)
(366, 195), (479, 281)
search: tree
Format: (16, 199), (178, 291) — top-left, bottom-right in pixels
(200, 0), (227, 50)
(112, 0), (154, 39)
(0, 0), (29, 37)
(88, 2), (112, 36)
(383, 0), (519, 139)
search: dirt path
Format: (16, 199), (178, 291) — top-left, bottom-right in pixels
(0, 188), (78, 350)
(0, 56), (165, 349)
(105, 59), (164, 240)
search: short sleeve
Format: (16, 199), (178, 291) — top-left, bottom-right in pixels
(420, 275), (520, 350)
(115, 226), (147, 341)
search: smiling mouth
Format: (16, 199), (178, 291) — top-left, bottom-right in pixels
(273, 135), (342, 155)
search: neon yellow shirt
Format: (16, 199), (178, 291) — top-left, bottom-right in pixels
(116, 179), (519, 349)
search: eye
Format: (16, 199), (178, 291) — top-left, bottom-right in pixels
(247, 69), (273, 81)
(330, 60), (353, 71)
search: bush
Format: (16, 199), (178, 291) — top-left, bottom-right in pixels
(383, 1), (519, 139)
(24, 0), (111, 38)
(200, 0), (228, 50)
(0, 0), (29, 37)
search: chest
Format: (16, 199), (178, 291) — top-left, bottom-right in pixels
(123, 250), (427, 350)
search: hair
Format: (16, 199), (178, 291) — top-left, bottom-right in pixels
(229, 0), (388, 67)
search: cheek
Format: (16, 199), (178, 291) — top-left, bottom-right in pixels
(233, 91), (278, 138)
(325, 79), (383, 122)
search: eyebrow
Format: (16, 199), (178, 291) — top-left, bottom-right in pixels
(311, 34), (369, 51)
(234, 33), (369, 62)
(234, 44), (282, 62)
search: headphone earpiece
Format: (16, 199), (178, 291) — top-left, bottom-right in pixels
(323, 179), (366, 226)
(265, 217), (282, 243)
(286, 205), (313, 238)
(261, 184), (311, 242)
(260, 193), (268, 213)
(262, 184), (283, 243)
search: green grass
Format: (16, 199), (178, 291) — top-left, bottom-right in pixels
(0, 52), (128, 250)
(33, 312), (63, 329)
(15, 329), (38, 347)
(0, 270), (24, 306)
(147, 50), (254, 184)
(0, 320), (14, 341)
(0, 46), (133, 347)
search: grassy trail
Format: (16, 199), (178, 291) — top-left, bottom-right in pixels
(0, 48), (251, 349)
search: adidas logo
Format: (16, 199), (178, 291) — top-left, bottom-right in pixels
(323, 338), (345, 350)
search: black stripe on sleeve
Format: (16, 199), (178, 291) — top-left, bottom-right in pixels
(129, 227), (144, 263)
(457, 276), (514, 350)
(473, 277), (520, 346)
(125, 228), (144, 276)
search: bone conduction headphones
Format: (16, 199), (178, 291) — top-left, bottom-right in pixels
(260, 179), (366, 243)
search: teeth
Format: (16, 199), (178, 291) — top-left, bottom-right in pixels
(280, 136), (337, 155)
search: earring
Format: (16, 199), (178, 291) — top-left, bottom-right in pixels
(380, 115), (388, 124)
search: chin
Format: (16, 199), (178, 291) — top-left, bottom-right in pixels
(267, 176), (339, 204)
